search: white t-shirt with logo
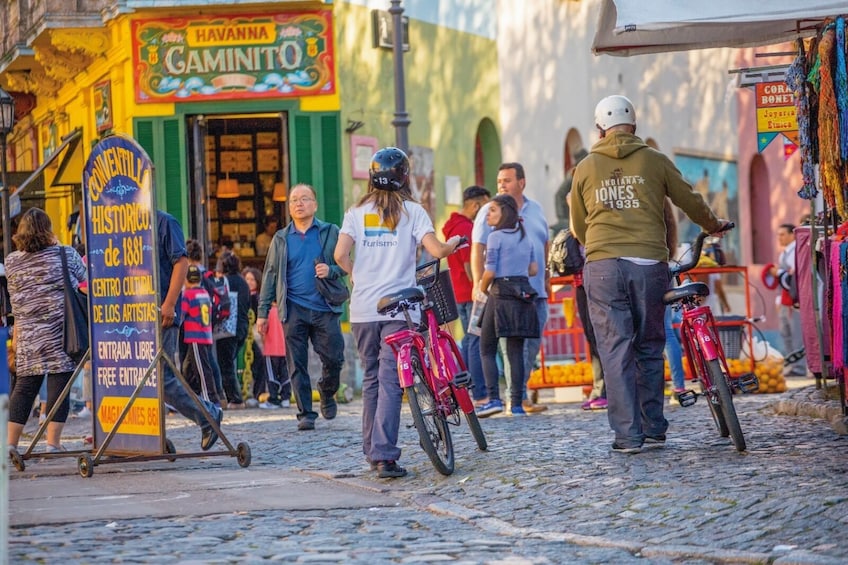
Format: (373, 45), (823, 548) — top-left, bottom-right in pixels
(340, 200), (434, 323)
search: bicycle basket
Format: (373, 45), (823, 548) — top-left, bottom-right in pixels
(416, 266), (459, 325)
(715, 315), (746, 359)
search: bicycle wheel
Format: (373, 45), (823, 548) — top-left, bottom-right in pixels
(699, 375), (729, 438)
(463, 409), (488, 451)
(707, 358), (746, 452)
(406, 354), (455, 475)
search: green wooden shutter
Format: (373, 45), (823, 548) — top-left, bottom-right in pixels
(292, 115), (314, 188)
(290, 112), (342, 226)
(320, 114), (342, 225)
(132, 117), (188, 228)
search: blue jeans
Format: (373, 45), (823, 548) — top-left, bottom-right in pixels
(585, 259), (669, 448)
(502, 297), (548, 402)
(163, 325), (218, 430)
(352, 320), (406, 462)
(284, 301), (344, 422)
(457, 301), (486, 400)
(664, 307), (685, 390)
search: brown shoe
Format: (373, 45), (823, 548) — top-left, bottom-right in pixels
(522, 400), (548, 413)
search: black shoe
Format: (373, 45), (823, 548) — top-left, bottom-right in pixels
(201, 407), (223, 451)
(297, 419), (316, 431)
(644, 434), (666, 448)
(320, 395), (338, 420)
(611, 442), (642, 454)
(376, 460), (407, 478)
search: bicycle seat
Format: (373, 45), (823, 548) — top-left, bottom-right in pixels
(377, 287), (426, 315)
(663, 282), (709, 305)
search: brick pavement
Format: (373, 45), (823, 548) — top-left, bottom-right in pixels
(7, 381), (848, 564)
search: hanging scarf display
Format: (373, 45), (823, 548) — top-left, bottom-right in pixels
(786, 43), (818, 199)
(816, 28), (846, 217)
(837, 18), (848, 160)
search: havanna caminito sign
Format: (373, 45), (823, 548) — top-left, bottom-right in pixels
(132, 10), (335, 103)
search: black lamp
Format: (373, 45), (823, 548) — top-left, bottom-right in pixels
(0, 87), (15, 258)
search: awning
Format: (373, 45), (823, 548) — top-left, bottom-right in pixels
(592, 0), (848, 56)
(10, 127), (83, 215)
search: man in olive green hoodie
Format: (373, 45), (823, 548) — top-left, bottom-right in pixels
(570, 95), (729, 454)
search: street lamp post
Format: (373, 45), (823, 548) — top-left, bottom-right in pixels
(389, 0), (410, 152)
(0, 88), (15, 259)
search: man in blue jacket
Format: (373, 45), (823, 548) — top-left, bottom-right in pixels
(256, 184), (346, 431)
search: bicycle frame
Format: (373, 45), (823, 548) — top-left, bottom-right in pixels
(385, 294), (474, 419)
(679, 304), (727, 381)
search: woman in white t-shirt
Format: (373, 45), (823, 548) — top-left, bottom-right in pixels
(335, 147), (460, 479)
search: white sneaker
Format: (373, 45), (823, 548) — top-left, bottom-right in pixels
(258, 402), (280, 410)
(245, 398), (260, 408)
(74, 407), (92, 419)
(281, 399), (291, 408)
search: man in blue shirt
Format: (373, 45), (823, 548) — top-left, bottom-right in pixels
(256, 184), (346, 431)
(156, 211), (223, 450)
(471, 163), (550, 413)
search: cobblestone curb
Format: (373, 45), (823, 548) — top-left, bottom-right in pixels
(769, 384), (848, 435)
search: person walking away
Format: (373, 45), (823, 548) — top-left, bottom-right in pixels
(471, 163), (550, 414)
(185, 239), (226, 402)
(662, 199), (687, 403)
(181, 265), (219, 406)
(570, 95), (728, 454)
(474, 195), (539, 417)
(6, 208), (86, 454)
(769, 223), (807, 376)
(257, 183), (346, 431)
(335, 147), (462, 478)
(242, 266), (270, 405)
(261, 302), (291, 408)
(156, 211), (223, 450)
(214, 251), (250, 408)
(442, 185), (491, 406)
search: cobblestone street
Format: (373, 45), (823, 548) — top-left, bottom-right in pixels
(8, 382), (848, 564)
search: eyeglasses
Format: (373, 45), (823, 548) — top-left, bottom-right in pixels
(289, 197), (315, 205)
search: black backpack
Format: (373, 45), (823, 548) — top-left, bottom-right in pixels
(202, 271), (232, 325)
(549, 228), (584, 276)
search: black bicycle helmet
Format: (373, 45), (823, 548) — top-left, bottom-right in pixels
(369, 147), (410, 191)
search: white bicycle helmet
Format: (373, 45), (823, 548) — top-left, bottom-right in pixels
(594, 95), (636, 130)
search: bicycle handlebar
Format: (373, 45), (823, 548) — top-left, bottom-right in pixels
(670, 221), (735, 277)
(414, 236), (467, 290)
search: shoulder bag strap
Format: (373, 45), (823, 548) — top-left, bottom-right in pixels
(59, 246), (72, 287)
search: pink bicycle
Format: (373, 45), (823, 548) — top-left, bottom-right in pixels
(668, 222), (757, 452)
(378, 258), (488, 475)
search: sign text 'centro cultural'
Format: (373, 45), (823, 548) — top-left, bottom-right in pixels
(132, 11), (335, 103)
(83, 135), (161, 453)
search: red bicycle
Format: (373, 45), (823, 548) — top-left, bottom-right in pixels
(378, 258), (488, 475)
(667, 222), (758, 452)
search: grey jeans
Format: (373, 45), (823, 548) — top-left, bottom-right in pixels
(584, 259), (669, 448)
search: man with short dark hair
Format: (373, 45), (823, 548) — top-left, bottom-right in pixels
(256, 184), (346, 431)
(443, 185), (490, 404)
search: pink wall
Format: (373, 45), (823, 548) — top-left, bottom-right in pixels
(735, 45), (811, 333)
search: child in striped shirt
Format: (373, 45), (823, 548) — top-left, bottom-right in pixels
(182, 265), (219, 405)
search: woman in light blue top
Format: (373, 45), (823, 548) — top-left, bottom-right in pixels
(475, 195), (539, 417)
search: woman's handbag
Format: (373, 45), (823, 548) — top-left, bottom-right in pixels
(315, 230), (350, 307)
(60, 247), (89, 362)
